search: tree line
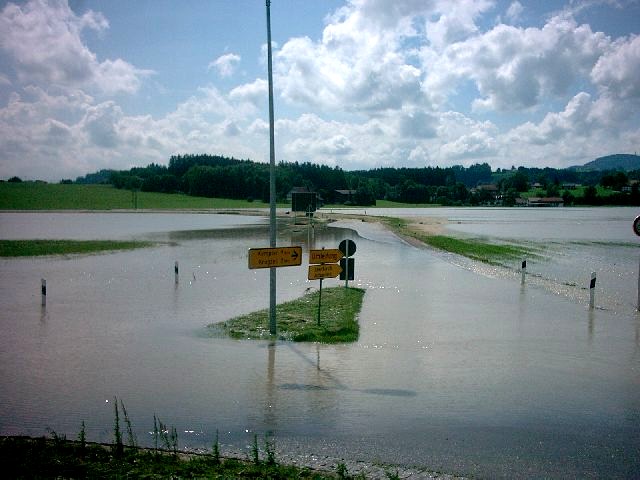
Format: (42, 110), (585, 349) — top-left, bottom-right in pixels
(73, 154), (640, 206)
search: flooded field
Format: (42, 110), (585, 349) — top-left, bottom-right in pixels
(0, 209), (639, 479)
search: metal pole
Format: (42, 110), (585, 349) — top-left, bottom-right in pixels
(345, 254), (349, 289)
(266, 0), (277, 335)
(317, 278), (323, 325)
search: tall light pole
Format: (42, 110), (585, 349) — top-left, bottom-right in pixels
(266, 0), (277, 335)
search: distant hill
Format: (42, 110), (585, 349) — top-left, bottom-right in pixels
(571, 153), (640, 172)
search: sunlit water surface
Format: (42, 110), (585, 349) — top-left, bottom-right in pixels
(0, 210), (638, 479)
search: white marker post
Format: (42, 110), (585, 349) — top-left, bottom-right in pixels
(41, 278), (46, 306)
(589, 272), (596, 309)
(174, 261), (179, 284)
(521, 259), (527, 285)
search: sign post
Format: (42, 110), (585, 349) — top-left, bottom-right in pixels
(266, 0), (277, 335)
(308, 247), (344, 325)
(634, 216), (640, 310)
(317, 278), (323, 326)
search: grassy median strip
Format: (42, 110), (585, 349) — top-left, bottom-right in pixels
(0, 239), (153, 257)
(417, 235), (530, 263)
(381, 216), (532, 264)
(211, 287), (365, 343)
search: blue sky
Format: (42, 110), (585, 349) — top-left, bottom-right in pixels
(0, 0), (639, 181)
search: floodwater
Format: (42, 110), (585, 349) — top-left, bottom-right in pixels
(0, 209), (639, 479)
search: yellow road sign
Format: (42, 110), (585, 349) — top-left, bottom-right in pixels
(309, 248), (344, 264)
(308, 263), (342, 280)
(248, 246), (302, 269)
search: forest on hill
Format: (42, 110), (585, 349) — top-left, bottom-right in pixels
(71, 153), (640, 207)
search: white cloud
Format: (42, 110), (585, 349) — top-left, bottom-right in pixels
(425, 15), (610, 111)
(0, 0), (151, 95)
(229, 79), (268, 109)
(275, 0), (428, 113)
(81, 101), (122, 148)
(0, 0), (638, 181)
(425, 0), (494, 51)
(505, 1), (524, 24)
(591, 34), (640, 99)
(209, 53), (241, 77)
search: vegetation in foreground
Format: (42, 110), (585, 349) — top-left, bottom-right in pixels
(381, 217), (533, 264)
(211, 286), (365, 343)
(0, 435), (341, 479)
(0, 396), (354, 479)
(0, 239), (153, 257)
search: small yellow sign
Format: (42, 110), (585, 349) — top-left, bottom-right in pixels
(248, 246), (302, 269)
(308, 263), (342, 280)
(309, 248), (344, 264)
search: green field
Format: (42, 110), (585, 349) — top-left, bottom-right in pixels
(0, 183), (278, 210)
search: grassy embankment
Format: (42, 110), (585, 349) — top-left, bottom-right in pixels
(379, 216), (533, 264)
(210, 287), (365, 343)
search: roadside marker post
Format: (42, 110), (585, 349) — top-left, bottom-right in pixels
(41, 278), (46, 306)
(174, 261), (179, 284)
(589, 272), (597, 309)
(521, 259), (526, 285)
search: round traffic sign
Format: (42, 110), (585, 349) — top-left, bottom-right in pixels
(339, 239), (357, 257)
(634, 215), (640, 237)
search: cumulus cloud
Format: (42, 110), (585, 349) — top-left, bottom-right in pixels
(209, 53), (241, 77)
(0, 0), (639, 180)
(229, 79), (268, 109)
(591, 34), (640, 99)
(425, 0), (494, 51)
(505, 1), (524, 24)
(275, 0), (427, 113)
(0, 0), (152, 94)
(425, 15), (610, 111)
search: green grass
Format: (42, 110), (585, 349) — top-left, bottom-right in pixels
(211, 287), (365, 343)
(0, 435), (336, 479)
(418, 235), (530, 263)
(0, 183), (281, 210)
(321, 200), (439, 209)
(382, 217), (532, 264)
(373, 199), (440, 208)
(0, 239), (153, 257)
